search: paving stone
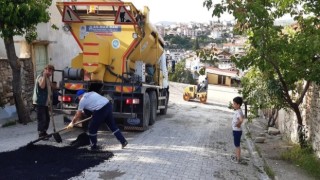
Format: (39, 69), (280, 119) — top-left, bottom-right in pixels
(0, 84), (262, 180)
(255, 137), (266, 143)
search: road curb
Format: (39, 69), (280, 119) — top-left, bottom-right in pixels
(243, 122), (270, 180)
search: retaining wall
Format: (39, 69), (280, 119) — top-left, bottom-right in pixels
(0, 58), (34, 109)
(276, 83), (320, 158)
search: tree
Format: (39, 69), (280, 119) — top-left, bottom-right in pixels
(0, 0), (52, 124)
(240, 67), (284, 126)
(204, 0), (320, 147)
(196, 49), (219, 67)
(169, 59), (196, 84)
(199, 67), (206, 75)
(164, 34), (193, 49)
(193, 37), (200, 50)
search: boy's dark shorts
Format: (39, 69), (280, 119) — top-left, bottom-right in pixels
(233, 130), (242, 147)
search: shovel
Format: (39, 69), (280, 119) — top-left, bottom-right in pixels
(50, 106), (62, 143)
(26, 116), (92, 148)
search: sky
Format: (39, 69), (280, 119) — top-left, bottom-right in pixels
(130, 0), (234, 23)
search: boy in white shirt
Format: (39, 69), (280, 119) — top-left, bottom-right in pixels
(231, 96), (244, 163)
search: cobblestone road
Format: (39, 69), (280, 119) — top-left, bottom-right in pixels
(0, 82), (260, 179)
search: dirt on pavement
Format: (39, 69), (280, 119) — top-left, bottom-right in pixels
(247, 117), (316, 180)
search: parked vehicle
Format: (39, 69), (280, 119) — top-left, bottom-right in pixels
(56, 1), (169, 131)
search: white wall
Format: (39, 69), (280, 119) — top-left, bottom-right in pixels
(0, 40), (5, 58)
(0, 36), (24, 59)
(38, 1), (81, 71)
(0, 0), (81, 82)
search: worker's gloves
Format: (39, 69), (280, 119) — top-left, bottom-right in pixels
(67, 122), (74, 129)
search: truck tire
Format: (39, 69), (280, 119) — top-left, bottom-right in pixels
(160, 92), (169, 115)
(148, 91), (157, 125)
(139, 93), (150, 130)
(183, 93), (190, 101)
(200, 96), (207, 103)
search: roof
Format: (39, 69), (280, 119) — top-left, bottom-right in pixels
(223, 43), (244, 47)
(218, 51), (232, 56)
(206, 66), (239, 78)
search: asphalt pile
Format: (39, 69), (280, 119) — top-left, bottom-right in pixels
(70, 132), (91, 147)
(0, 144), (113, 179)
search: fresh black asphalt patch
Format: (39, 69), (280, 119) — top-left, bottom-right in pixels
(0, 144), (113, 179)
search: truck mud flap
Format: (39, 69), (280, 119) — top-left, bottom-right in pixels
(124, 126), (145, 131)
(124, 117), (146, 131)
(113, 113), (145, 131)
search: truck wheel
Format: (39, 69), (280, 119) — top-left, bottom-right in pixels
(183, 93), (190, 101)
(200, 96), (207, 103)
(139, 93), (150, 130)
(160, 92), (169, 115)
(148, 91), (157, 125)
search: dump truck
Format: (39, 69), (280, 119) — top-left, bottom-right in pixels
(56, 0), (169, 131)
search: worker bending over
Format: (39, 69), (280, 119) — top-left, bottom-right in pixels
(67, 89), (128, 150)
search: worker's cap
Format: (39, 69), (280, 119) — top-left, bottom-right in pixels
(76, 89), (86, 99)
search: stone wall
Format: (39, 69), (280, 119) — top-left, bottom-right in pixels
(306, 84), (320, 158)
(276, 83), (320, 158)
(0, 59), (13, 106)
(0, 58), (35, 108)
(277, 109), (298, 142)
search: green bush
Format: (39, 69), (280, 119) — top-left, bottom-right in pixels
(169, 60), (196, 84)
(199, 67), (206, 75)
(281, 145), (320, 179)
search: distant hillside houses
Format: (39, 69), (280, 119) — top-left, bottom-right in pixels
(166, 49), (190, 63)
(156, 20), (246, 87)
(183, 38), (247, 87)
(206, 67), (240, 87)
(184, 54), (242, 87)
(155, 20), (235, 39)
(158, 19), (295, 87)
